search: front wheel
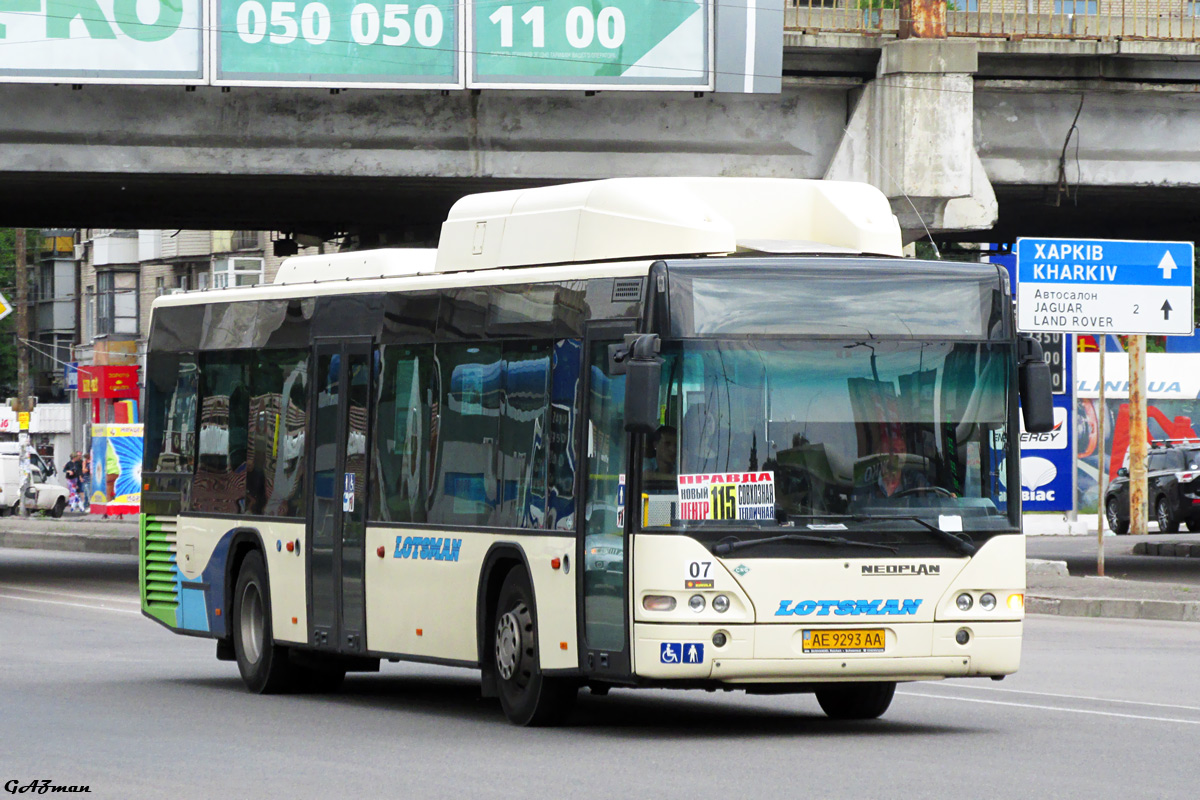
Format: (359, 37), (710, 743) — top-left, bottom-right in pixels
(493, 567), (577, 726)
(232, 550), (296, 693)
(1156, 497), (1180, 533)
(1106, 498), (1129, 535)
(816, 682), (896, 720)
(50, 497), (66, 518)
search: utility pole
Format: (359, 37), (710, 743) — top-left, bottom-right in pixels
(14, 228), (31, 517)
(1128, 335), (1148, 535)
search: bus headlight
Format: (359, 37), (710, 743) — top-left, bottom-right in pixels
(712, 594), (730, 613)
(689, 595), (706, 612)
(980, 592), (997, 611)
(956, 592), (974, 611)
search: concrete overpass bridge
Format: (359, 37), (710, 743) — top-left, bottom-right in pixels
(5, 4), (1200, 244)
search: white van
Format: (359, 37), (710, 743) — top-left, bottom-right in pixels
(0, 443), (69, 517)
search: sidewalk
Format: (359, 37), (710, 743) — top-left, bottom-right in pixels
(1, 514), (1198, 622)
(1027, 558), (1200, 622)
(0, 513), (139, 555)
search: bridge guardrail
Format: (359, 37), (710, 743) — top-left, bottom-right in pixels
(785, 3), (1200, 41)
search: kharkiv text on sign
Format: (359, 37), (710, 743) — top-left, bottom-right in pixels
(1015, 238), (1195, 335)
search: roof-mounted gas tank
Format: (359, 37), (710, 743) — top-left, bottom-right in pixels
(434, 177), (903, 272)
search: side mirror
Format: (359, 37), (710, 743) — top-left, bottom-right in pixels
(1018, 335), (1054, 433)
(611, 333), (662, 434)
(1118, 467), (1129, 478)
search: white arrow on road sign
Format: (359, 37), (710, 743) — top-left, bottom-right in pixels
(1158, 251), (1178, 280)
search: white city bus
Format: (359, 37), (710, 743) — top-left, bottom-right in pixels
(140, 178), (1053, 725)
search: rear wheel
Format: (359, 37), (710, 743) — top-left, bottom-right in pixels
(1156, 497), (1180, 533)
(493, 566), (577, 726)
(232, 550), (296, 694)
(1186, 519), (1200, 533)
(1106, 498), (1129, 535)
(816, 682), (897, 720)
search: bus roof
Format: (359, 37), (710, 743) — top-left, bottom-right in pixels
(268, 178), (902, 286)
(434, 178), (903, 271)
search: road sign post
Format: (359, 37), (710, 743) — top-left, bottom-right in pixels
(1017, 238), (1195, 560)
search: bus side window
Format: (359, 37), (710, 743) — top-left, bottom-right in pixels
(429, 342), (502, 526)
(496, 341), (551, 529)
(144, 352), (198, 475)
(371, 345), (434, 523)
(547, 339), (582, 531)
(191, 351), (250, 514)
(249, 349), (309, 519)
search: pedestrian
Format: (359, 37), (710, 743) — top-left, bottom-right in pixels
(80, 452), (92, 511)
(63, 452), (83, 512)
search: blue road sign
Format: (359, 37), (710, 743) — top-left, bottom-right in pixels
(1016, 238), (1194, 335)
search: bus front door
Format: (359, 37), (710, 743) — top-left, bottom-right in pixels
(308, 339), (372, 654)
(580, 324), (634, 680)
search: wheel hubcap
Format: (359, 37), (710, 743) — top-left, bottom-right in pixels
(239, 582), (264, 665)
(496, 611), (521, 681)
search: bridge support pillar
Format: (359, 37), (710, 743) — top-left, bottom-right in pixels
(825, 39), (996, 241)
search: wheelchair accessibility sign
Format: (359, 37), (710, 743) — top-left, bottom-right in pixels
(660, 642), (704, 664)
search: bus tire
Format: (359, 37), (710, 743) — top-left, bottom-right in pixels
(493, 566), (576, 726)
(232, 550), (295, 694)
(816, 681), (896, 720)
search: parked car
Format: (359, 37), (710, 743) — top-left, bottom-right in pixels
(1105, 442), (1200, 534)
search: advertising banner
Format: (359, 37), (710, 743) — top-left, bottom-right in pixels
(78, 365), (141, 399)
(469, 0), (711, 89)
(1014, 401), (1073, 512)
(90, 423), (143, 515)
(0, 0), (205, 83)
(1075, 352), (1200, 513)
(214, 0), (461, 86)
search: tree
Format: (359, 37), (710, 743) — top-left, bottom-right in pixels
(0, 229), (22, 397)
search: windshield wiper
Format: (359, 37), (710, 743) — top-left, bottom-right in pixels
(712, 533), (898, 556)
(778, 513), (977, 557)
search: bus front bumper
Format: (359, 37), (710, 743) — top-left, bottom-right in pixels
(633, 621), (1022, 682)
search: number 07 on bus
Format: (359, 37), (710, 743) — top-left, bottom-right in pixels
(139, 177), (1053, 725)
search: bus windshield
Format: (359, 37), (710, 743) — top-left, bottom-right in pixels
(642, 339), (1015, 533)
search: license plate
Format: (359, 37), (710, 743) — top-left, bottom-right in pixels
(802, 629), (885, 654)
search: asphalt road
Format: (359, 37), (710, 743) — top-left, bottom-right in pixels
(2, 550), (1198, 799)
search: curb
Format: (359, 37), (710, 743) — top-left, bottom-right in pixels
(1133, 541), (1200, 558)
(1027, 595), (1200, 623)
(0, 530), (137, 556)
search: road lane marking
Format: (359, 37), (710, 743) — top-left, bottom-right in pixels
(0, 593), (140, 615)
(930, 684), (1200, 713)
(900, 691), (1200, 725)
(4, 585), (139, 604)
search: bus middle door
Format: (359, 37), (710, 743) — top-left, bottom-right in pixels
(308, 339), (372, 654)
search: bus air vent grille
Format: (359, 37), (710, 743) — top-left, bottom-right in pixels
(612, 278), (644, 303)
(142, 515), (179, 609)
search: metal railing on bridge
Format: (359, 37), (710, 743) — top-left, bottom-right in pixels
(786, 1), (1200, 41)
